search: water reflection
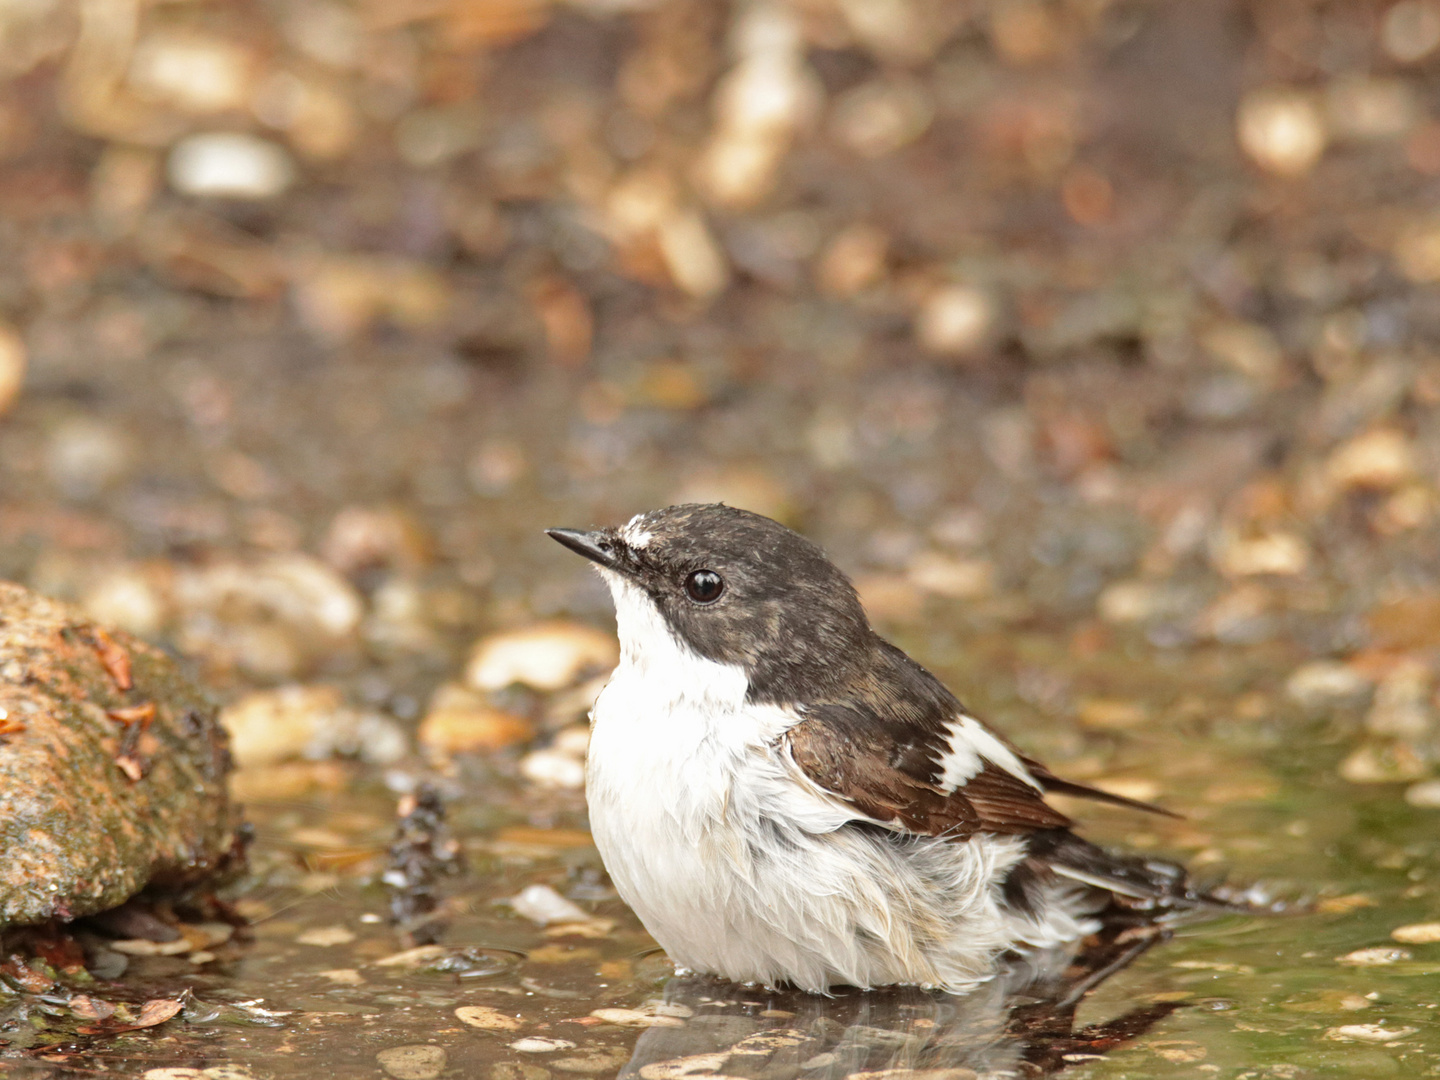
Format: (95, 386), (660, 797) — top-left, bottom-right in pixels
(620, 923), (1180, 1080)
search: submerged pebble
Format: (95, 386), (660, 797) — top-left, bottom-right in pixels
(376, 1044), (447, 1080)
(1391, 922), (1440, 944)
(511, 1037), (578, 1053)
(455, 1005), (521, 1030)
(1405, 779), (1440, 807)
(1336, 946), (1412, 966)
(1325, 1024), (1418, 1043)
(509, 884), (591, 926)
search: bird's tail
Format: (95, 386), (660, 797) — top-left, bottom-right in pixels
(1011, 829), (1260, 919)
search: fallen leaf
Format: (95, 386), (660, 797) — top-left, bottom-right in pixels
(89, 627), (133, 690)
(108, 703), (156, 725)
(69, 995), (116, 1020)
(116, 755), (146, 782)
(78, 998), (184, 1035)
(135, 999), (185, 1028)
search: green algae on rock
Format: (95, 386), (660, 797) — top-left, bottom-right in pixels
(0, 581), (241, 930)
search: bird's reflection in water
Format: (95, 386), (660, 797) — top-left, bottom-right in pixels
(620, 924), (1180, 1080)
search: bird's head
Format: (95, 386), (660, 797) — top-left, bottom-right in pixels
(547, 504), (872, 701)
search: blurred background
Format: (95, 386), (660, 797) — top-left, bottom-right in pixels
(1, 0), (1440, 800)
(5, 1), (1440, 1070)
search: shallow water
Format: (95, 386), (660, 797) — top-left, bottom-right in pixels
(6, 617), (1437, 1080)
(3, 0), (1440, 1071)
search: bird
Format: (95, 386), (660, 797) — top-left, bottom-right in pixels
(547, 503), (1222, 995)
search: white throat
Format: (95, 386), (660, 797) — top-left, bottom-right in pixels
(597, 569), (750, 709)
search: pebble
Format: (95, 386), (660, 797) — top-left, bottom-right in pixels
(549, 1048), (632, 1073)
(376, 1044), (447, 1080)
(317, 968), (365, 984)
(1364, 660), (1433, 739)
(519, 747), (587, 789)
(1336, 946), (1412, 966)
(1394, 218), (1440, 282)
(906, 552), (994, 600)
(395, 104), (486, 168)
(418, 683), (534, 755)
(1390, 922), (1440, 944)
(656, 209), (730, 300)
(552, 725), (591, 757)
(220, 684), (407, 768)
(81, 564), (170, 639)
(511, 1038), (578, 1054)
(1285, 661), (1370, 709)
(0, 319), (25, 417)
(321, 505), (433, 575)
(1095, 580), (1195, 625)
(1405, 779), (1440, 808)
(1075, 698), (1148, 731)
(509, 884), (591, 926)
(373, 944), (449, 968)
(466, 622), (618, 693)
(815, 223), (888, 296)
(296, 925), (356, 946)
(110, 937), (193, 957)
(695, 5), (818, 207)
(168, 132), (297, 199)
(1338, 740), (1427, 783)
(1325, 1024), (1417, 1043)
(1236, 87), (1327, 177)
(1382, 0), (1440, 63)
(520, 724), (590, 787)
(46, 416), (133, 498)
(128, 31), (253, 115)
(176, 554), (364, 638)
(1201, 321), (1283, 385)
(1325, 429), (1416, 491)
(292, 254), (452, 343)
(1211, 529), (1310, 578)
(1325, 76), (1418, 142)
(455, 1004), (521, 1030)
(915, 284), (995, 358)
(830, 78), (932, 159)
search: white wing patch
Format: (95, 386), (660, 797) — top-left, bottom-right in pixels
(935, 715), (1041, 793)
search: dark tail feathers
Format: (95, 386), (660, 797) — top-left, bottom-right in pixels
(1006, 829), (1252, 918)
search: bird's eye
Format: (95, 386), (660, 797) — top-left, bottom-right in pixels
(684, 569), (724, 604)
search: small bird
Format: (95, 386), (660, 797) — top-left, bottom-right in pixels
(548, 504), (1217, 994)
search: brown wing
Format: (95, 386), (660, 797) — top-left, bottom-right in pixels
(784, 714), (1071, 840)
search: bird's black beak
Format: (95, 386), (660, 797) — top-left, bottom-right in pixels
(546, 528), (622, 570)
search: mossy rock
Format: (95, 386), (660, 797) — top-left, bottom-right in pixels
(0, 581), (240, 929)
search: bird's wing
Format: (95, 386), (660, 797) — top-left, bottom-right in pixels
(780, 702), (1072, 840)
(775, 638), (1176, 840)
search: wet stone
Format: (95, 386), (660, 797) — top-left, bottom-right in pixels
(0, 581), (240, 929)
(466, 622), (618, 693)
(376, 1044), (447, 1080)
